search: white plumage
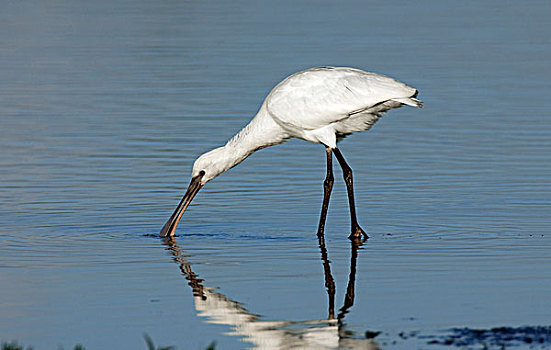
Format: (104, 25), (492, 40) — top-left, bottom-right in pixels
(160, 66), (422, 238)
(267, 67), (420, 143)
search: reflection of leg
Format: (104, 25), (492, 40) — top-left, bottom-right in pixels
(317, 147), (334, 236)
(317, 229), (336, 319)
(338, 239), (360, 324)
(333, 148), (368, 240)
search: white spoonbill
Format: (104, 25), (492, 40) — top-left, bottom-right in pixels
(160, 66), (422, 239)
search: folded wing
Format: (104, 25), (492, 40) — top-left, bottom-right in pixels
(266, 67), (422, 131)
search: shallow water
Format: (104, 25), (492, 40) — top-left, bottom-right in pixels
(1, 0), (550, 349)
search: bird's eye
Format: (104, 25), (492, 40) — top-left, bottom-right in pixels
(199, 170), (206, 176)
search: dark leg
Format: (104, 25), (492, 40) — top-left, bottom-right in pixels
(316, 147), (334, 236)
(333, 148), (368, 240)
(316, 147), (336, 319)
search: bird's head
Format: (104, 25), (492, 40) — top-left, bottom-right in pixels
(191, 146), (232, 185)
(158, 147), (232, 237)
(159, 145), (245, 237)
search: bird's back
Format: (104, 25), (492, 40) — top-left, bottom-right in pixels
(265, 67), (421, 140)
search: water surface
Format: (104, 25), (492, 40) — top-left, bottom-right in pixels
(1, 0), (550, 349)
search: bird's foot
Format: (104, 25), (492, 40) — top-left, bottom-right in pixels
(316, 225), (326, 238)
(349, 225), (369, 241)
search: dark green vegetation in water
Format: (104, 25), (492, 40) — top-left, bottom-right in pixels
(426, 326), (551, 349)
(1, 342), (85, 350)
(4, 326), (550, 349)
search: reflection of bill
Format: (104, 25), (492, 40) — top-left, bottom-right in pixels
(163, 236), (379, 349)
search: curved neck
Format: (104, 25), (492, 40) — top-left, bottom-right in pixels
(222, 106), (289, 170)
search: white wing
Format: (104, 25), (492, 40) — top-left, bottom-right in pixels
(266, 67), (420, 131)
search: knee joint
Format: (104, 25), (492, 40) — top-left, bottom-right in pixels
(343, 168), (353, 185)
(324, 176), (334, 188)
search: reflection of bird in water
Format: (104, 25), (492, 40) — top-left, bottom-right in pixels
(163, 236), (379, 349)
(160, 67), (422, 238)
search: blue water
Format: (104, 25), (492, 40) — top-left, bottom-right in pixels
(1, 1), (550, 349)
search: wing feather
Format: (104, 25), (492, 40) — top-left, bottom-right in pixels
(266, 67), (419, 130)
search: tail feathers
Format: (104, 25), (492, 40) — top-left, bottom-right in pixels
(391, 88), (423, 108)
(391, 97), (423, 108)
